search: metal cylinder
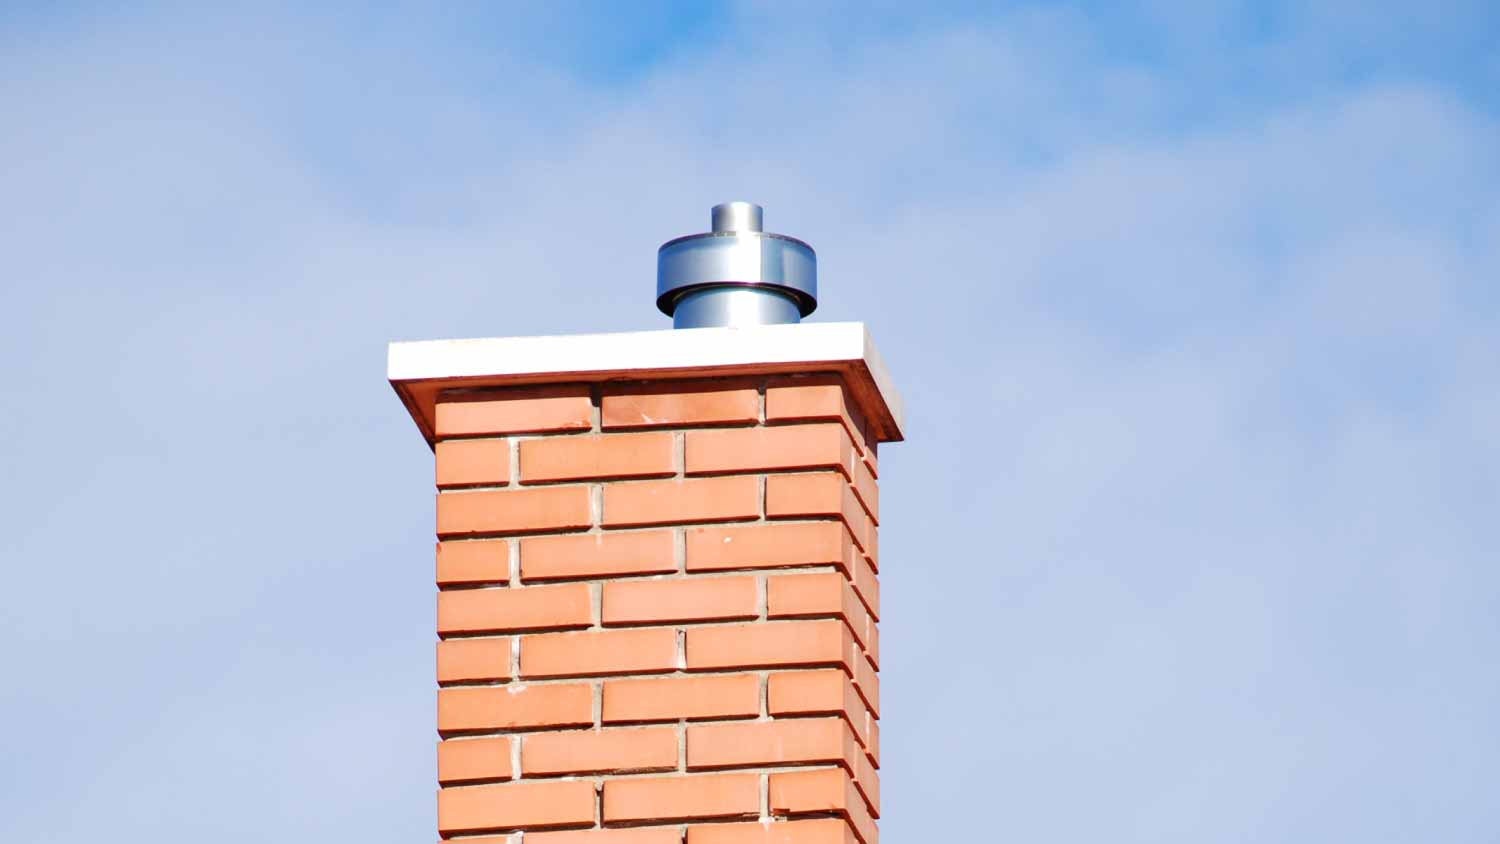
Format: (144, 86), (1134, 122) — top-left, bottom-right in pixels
(657, 203), (817, 329)
(671, 286), (804, 328)
(710, 201), (763, 234)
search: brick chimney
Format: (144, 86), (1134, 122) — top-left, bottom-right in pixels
(389, 208), (902, 844)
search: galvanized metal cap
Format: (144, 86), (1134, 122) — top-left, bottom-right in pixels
(656, 203), (818, 324)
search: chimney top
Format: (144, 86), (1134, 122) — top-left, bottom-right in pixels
(656, 202), (818, 329)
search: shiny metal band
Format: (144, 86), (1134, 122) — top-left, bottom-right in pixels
(656, 203), (818, 327)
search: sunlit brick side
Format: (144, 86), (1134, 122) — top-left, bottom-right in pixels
(601, 380), (759, 430)
(533, 829), (687, 844)
(603, 576), (759, 626)
(688, 718), (878, 817)
(437, 637), (513, 685)
(435, 438), (510, 488)
(438, 778), (596, 835)
(438, 583), (593, 635)
(684, 423), (851, 477)
(438, 683), (593, 735)
(769, 768), (878, 844)
(602, 773), (761, 824)
(435, 539), (510, 586)
(438, 736), (513, 785)
(521, 432), (677, 483)
(686, 619), (855, 674)
(602, 674), (761, 725)
(687, 717), (853, 771)
(764, 376), (879, 477)
(688, 819), (859, 844)
(436, 386), (593, 437)
(426, 371), (888, 841)
(765, 472), (877, 569)
(522, 726), (679, 777)
(521, 530), (676, 581)
(602, 475), (760, 528)
(521, 628), (679, 679)
(438, 485), (592, 537)
(767, 572), (877, 663)
(768, 669), (874, 749)
(685, 522), (878, 619)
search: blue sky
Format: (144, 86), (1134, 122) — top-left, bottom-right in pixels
(2, 2), (1497, 841)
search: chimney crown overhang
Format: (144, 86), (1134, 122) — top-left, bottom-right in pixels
(656, 202), (817, 329)
(388, 322), (903, 448)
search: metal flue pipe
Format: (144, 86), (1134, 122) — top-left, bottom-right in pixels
(656, 202), (818, 329)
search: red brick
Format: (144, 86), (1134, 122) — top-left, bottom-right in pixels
(763, 473), (854, 532)
(603, 773), (759, 824)
(602, 382), (758, 430)
(767, 572), (875, 661)
(436, 539), (510, 586)
(531, 829), (685, 844)
(421, 368), (898, 844)
(764, 378), (876, 476)
(685, 424), (851, 477)
(685, 522), (878, 620)
(437, 485), (592, 537)
(436, 438), (510, 488)
(438, 683), (592, 735)
(685, 522), (846, 573)
(603, 476), (759, 528)
(522, 726), (678, 776)
(438, 778), (595, 834)
(768, 669), (871, 748)
(436, 386), (593, 437)
(769, 769), (877, 844)
(764, 473), (875, 568)
(764, 380), (857, 431)
(521, 432), (676, 483)
(437, 637), (513, 685)
(686, 620), (852, 673)
(438, 583), (593, 635)
(604, 576), (758, 626)
(438, 736), (512, 784)
(688, 819), (858, 844)
(521, 530), (675, 581)
(687, 717), (854, 772)
(603, 674), (760, 724)
(522, 627), (678, 679)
